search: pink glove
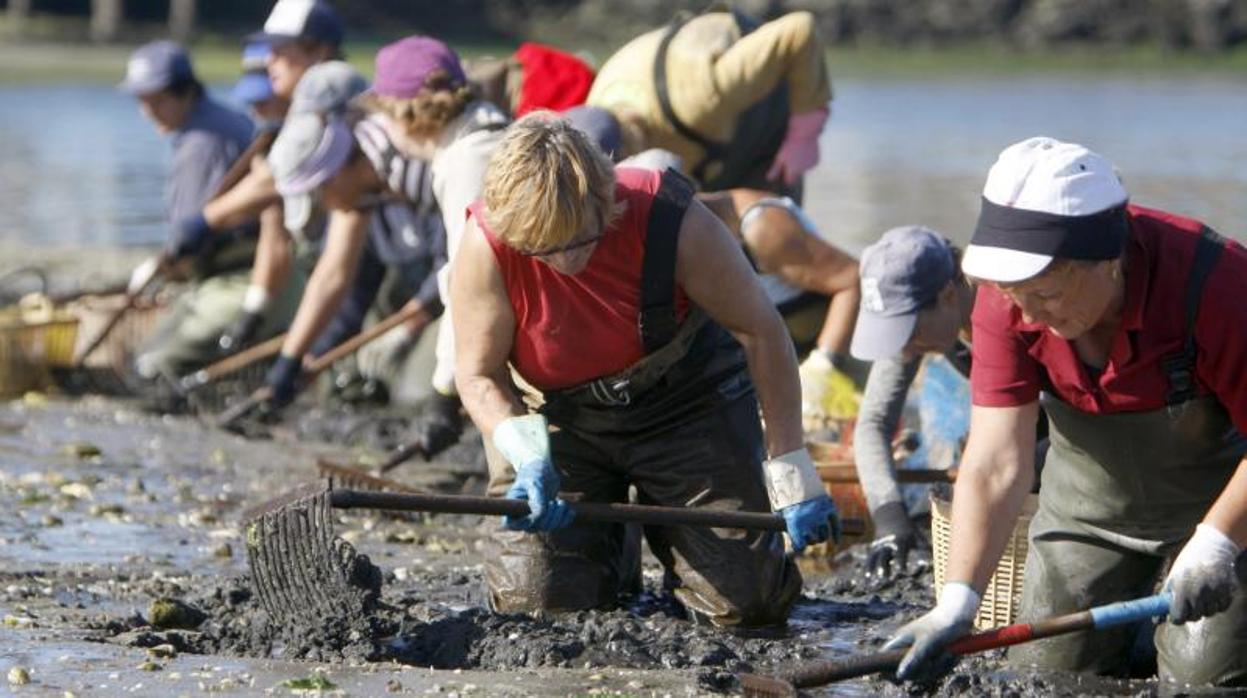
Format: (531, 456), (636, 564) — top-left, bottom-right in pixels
(766, 107), (829, 186)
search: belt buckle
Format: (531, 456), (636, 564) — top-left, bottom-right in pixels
(590, 377), (632, 407)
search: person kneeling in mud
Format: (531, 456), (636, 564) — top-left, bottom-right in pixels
(451, 114), (839, 625)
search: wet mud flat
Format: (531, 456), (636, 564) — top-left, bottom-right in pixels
(0, 396), (1172, 696)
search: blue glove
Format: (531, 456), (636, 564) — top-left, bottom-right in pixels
(493, 414), (574, 532)
(167, 213), (213, 260)
(503, 460), (575, 531)
(779, 494), (840, 553)
(263, 353), (303, 409)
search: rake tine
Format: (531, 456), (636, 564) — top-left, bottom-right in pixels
(293, 491), (340, 616)
(254, 501), (304, 621)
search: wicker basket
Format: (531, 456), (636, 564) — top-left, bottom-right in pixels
(0, 295), (80, 397)
(68, 294), (166, 371)
(931, 492), (1038, 629)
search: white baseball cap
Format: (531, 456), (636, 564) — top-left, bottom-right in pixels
(962, 136), (1129, 284)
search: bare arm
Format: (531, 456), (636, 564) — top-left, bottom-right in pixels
(249, 204), (293, 294)
(278, 208), (368, 360)
(202, 157), (281, 231)
(1204, 458), (1247, 546)
(451, 215), (524, 440)
(675, 199), (803, 457)
(745, 207), (860, 355)
(945, 402), (1039, 591)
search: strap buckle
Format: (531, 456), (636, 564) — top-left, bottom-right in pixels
(588, 376), (632, 407)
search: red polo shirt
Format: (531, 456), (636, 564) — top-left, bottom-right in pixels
(970, 204), (1247, 434)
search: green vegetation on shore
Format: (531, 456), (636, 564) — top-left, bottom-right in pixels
(2, 36), (1246, 85)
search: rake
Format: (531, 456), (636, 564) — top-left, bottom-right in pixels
(242, 479), (864, 624)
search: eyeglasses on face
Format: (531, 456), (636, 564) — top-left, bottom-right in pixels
(518, 231), (605, 258)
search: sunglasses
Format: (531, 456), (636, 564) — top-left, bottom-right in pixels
(518, 231), (606, 258)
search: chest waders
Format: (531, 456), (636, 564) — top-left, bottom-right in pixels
(654, 9), (793, 198)
(482, 169), (801, 626)
(1009, 228), (1247, 687)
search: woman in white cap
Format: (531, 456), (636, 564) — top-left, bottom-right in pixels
(886, 136), (1247, 687)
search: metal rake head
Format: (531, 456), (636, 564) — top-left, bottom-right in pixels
(241, 480), (382, 626)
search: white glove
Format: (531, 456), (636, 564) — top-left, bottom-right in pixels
(127, 256), (162, 295)
(762, 447), (825, 511)
(883, 581), (979, 680)
(357, 323), (417, 379)
(1165, 523), (1241, 625)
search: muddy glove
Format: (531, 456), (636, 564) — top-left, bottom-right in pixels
(765, 107), (829, 186)
(799, 349), (860, 420)
(127, 256), (163, 295)
(166, 212), (213, 260)
(410, 390), (464, 459)
(866, 501), (917, 581)
(263, 352), (303, 410)
(765, 447), (841, 552)
(1164, 523), (1242, 625)
(219, 284), (271, 354)
(494, 414), (574, 532)
(883, 581), (979, 682)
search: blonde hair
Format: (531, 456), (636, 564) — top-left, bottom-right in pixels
(356, 70), (474, 140)
(483, 111), (622, 254)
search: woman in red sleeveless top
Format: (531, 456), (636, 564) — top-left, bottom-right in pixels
(451, 113), (840, 626)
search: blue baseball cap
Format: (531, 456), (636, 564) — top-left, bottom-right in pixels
(119, 40), (195, 95)
(241, 41), (272, 71)
(850, 225), (957, 361)
(248, 0), (344, 47)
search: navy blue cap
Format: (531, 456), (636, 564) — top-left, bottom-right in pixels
(851, 225), (957, 361)
(232, 71), (275, 105)
(119, 40), (195, 95)
(247, 0), (344, 47)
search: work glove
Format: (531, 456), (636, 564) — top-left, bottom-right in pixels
(166, 212), (213, 260)
(1164, 523), (1242, 625)
(218, 311), (264, 355)
(262, 352), (303, 411)
(409, 391), (464, 459)
(494, 414), (574, 532)
(765, 107), (829, 187)
(799, 349), (860, 421)
(357, 323), (418, 380)
(883, 581), (979, 682)
(764, 447), (841, 552)
(127, 256), (163, 295)
(865, 500), (918, 581)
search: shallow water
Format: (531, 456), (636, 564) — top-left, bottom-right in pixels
(1, 74), (1244, 255)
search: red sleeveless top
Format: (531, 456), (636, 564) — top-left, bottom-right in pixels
(473, 167), (690, 390)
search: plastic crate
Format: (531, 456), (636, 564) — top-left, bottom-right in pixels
(931, 492), (1037, 629)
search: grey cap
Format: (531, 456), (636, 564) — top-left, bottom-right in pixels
(119, 40), (195, 95)
(850, 225), (957, 361)
(562, 106), (621, 160)
(290, 60), (369, 116)
(269, 112), (354, 231)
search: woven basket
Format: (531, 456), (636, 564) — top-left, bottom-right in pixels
(0, 296), (80, 397)
(931, 492), (1038, 629)
(68, 294), (166, 371)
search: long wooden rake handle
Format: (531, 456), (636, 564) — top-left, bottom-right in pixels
(71, 259), (165, 368)
(739, 593), (1172, 696)
(179, 332), (287, 392)
(216, 303), (425, 428)
(818, 465), (956, 484)
(326, 488), (866, 536)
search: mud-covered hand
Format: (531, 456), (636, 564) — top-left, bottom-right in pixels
(883, 582), (979, 682)
(166, 213), (213, 260)
(764, 448), (841, 551)
(765, 107), (829, 186)
(798, 349), (859, 420)
(410, 391), (464, 458)
(866, 501), (917, 581)
(263, 352), (303, 410)
(1165, 523), (1242, 624)
(494, 414), (574, 532)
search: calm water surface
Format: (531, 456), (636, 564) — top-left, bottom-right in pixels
(0, 75), (1244, 252)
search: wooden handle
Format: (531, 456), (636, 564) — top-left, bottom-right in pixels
(181, 332), (287, 390)
(817, 465), (957, 484)
(211, 130), (277, 200)
(304, 303), (424, 374)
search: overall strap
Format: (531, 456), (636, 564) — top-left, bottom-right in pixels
(639, 168), (696, 352)
(653, 15), (723, 184)
(1161, 227), (1225, 405)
